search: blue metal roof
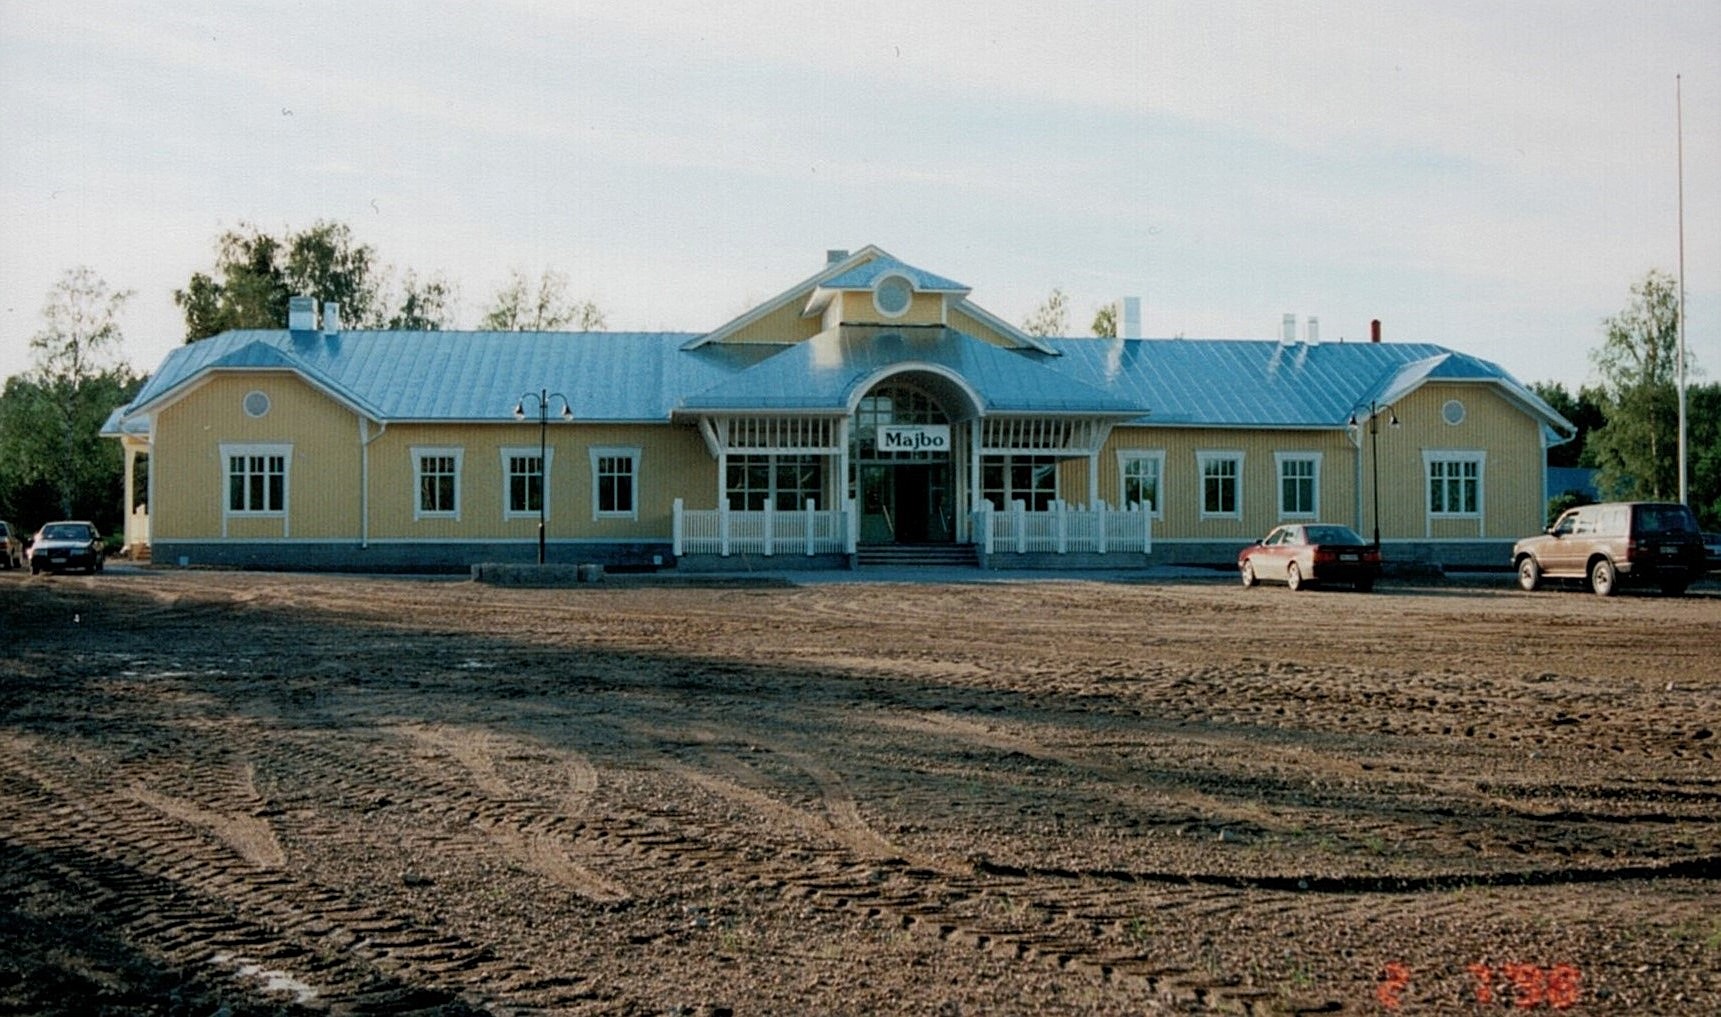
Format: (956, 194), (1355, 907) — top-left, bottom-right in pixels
(680, 327), (1138, 415)
(816, 255), (970, 294)
(1043, 338), (1573, 432)
(114, 327), (1572, 437)
(123, 329), (746, 422)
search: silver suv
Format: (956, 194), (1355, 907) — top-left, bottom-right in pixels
(1514, 502), (1706, 596)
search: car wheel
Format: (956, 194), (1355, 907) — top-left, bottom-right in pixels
(1660, 580), (1688, 596)
(1589, 557), (1617, 597)
(1517, 556), (1542, 592)
(1240, 561), (1257, 587)
(1286, 562), (1304, 591)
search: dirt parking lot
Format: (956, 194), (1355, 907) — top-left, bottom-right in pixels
(1, 567), (1717, 1015)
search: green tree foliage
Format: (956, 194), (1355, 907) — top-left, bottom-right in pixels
(1529, 381), (1607, 468)
(480, 268), (605, 331)
(174, 221), (454, 339)
(1021, 287), (1069, 338)
(0, 268), (140, 530)
(174, 225), (292, 340)
(386, 270), (456, 330)
(1091, 301), (1118, 338)
(1587, 271), (1686, 501)
(1686, 382), (1721, 529)
(284, 221), (382, 326)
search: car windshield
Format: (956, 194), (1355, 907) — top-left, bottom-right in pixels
(1303, 525), (1366, 546)
(42, 524), (91, 540)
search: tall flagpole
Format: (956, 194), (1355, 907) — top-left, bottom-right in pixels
(1677, 74), (1688, 506)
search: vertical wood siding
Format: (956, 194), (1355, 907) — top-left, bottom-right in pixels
(365, 421), (714, 541)
(152, 373), (359, 539)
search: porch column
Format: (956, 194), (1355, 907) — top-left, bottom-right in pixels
(969, 418), (983, 512)
(121, 444), (137, 550)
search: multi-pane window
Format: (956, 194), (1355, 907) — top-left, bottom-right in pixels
(1198, 452), (1242, 517)
(1118, 451), (1163, 515)
(726, 454), (823, 511)
(1276, 454), (1319, 517)
(505, 451), (545, 516)
(1428, 454), (1483, 515)
(591, 448), (639, 518)
(223, 446), (288, 514)
(981, 455), (1057, 511)
(854, 383), (947, 461)
(414, 448), (461, 518)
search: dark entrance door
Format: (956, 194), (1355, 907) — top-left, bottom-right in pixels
(859, 463), (954, 544)
(893, 464), (952, 543)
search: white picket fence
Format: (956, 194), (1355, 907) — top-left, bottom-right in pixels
(672, 498), (1152, 558)
(972, 500), (1153, 555)
(673, 498), (856, 556)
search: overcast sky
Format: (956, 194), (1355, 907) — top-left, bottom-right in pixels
(2, 1), (1717, 393)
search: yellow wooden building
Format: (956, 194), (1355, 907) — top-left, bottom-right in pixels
(105, 246), (1573, 572)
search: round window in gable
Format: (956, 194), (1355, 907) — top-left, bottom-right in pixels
(243, 390), (272, 418)
(1442, 399), (1466, 425)
(874, 274), (913, 318)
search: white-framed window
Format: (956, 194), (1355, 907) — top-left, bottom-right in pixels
(1117, 450), (1164, 516)
(412, 446), (462, 520)
(590, 446), (640, 519)
(1275, 452), (1321, 518)
(221, 443), (290, 515)
(727, 454), (824, 511)
(1425, 450), (1485, 517)
(501, 446), (553, 519)
(981, 455), (1058, 511)
(1197, 451), (1243, 519)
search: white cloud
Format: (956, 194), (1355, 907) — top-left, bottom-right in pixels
(1, 0), (1717, 391)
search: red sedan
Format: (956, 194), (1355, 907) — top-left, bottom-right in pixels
(1239, 523), (1381, 592)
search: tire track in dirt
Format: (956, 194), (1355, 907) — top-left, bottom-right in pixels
(394, 723), (630, 904)
(0, 744), (608, 1014)
(240, 719), (1306, 1011)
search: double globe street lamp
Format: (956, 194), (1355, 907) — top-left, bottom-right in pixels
(1347, 399), (1399, 549)
(514, 389), (573, 564)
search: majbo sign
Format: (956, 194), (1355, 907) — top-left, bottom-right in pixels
(878, 425), (951, 453)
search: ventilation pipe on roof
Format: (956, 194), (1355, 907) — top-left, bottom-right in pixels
(1371, 319), (1382, 343)
(1121, 296), (1141, 339)
(1281, 313), (1297, 344)
(826, 249), (849, 265)
(288, 295), (317, 331)
(322, 302), (341, 335)
(1306, 316), (1319, 345)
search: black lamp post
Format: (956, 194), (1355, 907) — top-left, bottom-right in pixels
(513, 389), (573, 564)
(1348, 400), (1400, 548)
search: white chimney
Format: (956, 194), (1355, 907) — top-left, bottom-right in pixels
(288, 295), (317, 331)
(1281, 313), (1297, 344)
(322, 302), (341, 335)
(1306, 315), (1319, 345)
(1121, 296), (1141, 339)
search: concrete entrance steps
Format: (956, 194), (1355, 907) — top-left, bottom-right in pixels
(856, 543), (979, 568)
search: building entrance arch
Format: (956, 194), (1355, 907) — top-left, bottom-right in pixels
(852, 379), (957, 544)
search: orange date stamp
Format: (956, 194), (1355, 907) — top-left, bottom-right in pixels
(1378, 961), (1581, 1010)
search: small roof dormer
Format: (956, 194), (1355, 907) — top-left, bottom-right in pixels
(686, 245), (1053, 353)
